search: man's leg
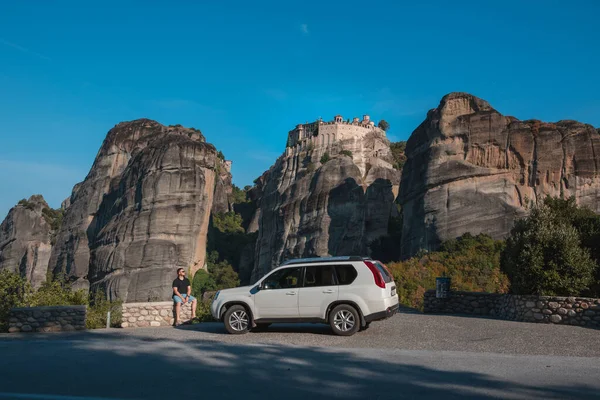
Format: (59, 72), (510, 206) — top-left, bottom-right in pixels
(190, 295), (197, 319)
(173, 295), (183, 325)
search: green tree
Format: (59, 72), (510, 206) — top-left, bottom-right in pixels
(340, 150), (353, 157)
(378, 120), (390, 131)
(0, 270), (31, 332)
(320, 152), (330, 164)
(501, 198), (597, 296)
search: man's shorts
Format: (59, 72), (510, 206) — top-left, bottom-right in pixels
(173, 294), (196, 304)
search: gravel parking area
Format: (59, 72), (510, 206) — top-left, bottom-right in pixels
(4, 307), (598, 357)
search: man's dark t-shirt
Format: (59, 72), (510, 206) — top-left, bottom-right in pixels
(173, 277), (191, 296)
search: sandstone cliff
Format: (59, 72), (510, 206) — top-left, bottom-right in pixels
(399, 92), (600, 258)
(249, 119), (401, 281)
(49, 119), (230, 302)
(0, 195), (57, 288)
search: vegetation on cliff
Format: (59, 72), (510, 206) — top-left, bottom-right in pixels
(389, 141), (407, 170)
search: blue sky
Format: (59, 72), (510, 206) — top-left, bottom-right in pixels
(1, 0), (599, 219)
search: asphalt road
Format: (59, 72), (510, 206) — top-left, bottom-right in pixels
(1, 309), (599, 399)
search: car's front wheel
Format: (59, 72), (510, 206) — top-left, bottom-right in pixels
(329, 304), (360, 336)
(223, 305), (250, 334)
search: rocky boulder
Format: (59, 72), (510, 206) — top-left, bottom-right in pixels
(399, 92), (600, 258)
(0, 195), (57, 288)
(49, 119), (225, 301)
(250, 125), (400, 281)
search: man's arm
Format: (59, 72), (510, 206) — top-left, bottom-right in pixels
(173, 286), (184, 300)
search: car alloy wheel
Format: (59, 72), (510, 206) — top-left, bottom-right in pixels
(334, 310), (355, 332)
(224, 305), (251, 334)
(229, 310), (248, 331)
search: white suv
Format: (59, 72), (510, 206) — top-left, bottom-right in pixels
(210, 256), (399, 336)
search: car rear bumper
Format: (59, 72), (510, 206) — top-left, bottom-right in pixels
(364, 302), (399, 323)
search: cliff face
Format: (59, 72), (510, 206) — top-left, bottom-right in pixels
(0, 195), (55, 288)
(249, 124), (401, 281)
(49, 119), (229, 301)
(399, 92), (600, 258)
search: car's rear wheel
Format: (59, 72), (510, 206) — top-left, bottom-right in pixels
(224, 305), (250, 334)
(329, 304), (360, 336)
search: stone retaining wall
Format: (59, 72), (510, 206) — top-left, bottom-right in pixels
(424, 290), (600, 327)
(8, 305), (87, 333)
(121, 301), (193, 328)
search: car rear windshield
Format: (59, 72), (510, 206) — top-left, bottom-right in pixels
(374, 261), (393, 283)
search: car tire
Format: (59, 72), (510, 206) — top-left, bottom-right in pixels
(329, 304), (360, 336)
(223, 305), (250, 335)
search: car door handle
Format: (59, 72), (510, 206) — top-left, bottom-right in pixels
(323, 290), (335, 294)
(286, 292), (296, 295)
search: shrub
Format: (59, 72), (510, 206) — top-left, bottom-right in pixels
(390, 141), (407, 170)
(212, 212), (244, 234)
(501, 197), (598, 296)
(26, 276), (87, 307)
(340, 150), (353, 157)
(85, 291), (123, 329)
(386, 233), (509, 310)
(0, 270), (31, 332)
(320, 152), (330, 164)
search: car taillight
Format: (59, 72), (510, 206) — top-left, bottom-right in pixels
(364, 261), (385, 288)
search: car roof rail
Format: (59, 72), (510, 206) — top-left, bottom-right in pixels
(280, 255), (366, 266)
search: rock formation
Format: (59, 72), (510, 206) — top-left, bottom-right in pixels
(0, 195), (56, 288)
(49, 119), (230, 302)
(249, 115), (401, 282)
(399, 92), (600, 258)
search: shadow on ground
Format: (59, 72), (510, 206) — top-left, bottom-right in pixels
(0, 328), (598, 400)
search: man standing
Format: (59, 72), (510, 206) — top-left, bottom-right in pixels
(172, 268), (197, 325)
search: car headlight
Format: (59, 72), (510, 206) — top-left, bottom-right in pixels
(213, 291), (220, 302)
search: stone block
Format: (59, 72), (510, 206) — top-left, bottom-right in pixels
(525, 301), (535, 308)
(581, 303), (590, 309)
(150, 321), (161, 327)
(63, 325), (75, 331)
(140, 310), (149, 316)
(548, 302), (559, 309)
(583, 310), (596, 316)
(533, 313), (544, 321)
(8, 327), (20, 333)
(21, 325), (32, 332)
(160, 309), (169, 316)
(151, 310), (159, 316)
(550, 315), (562, 323)
(137, 316), (145, 321)
(137, 321), (150, 327)
(542, 309), (553, 315)
(121, 322), (129, 328)
(557, 308), (567, 315)
(128, 317), (137, 323)
(33, 311), (42, 318)
(536, 301), (545, 309)
(27, 317), (36, 323)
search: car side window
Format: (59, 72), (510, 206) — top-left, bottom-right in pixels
(335, 265), (358, 285)
(304, 265), (336, 287)
(262, 267), (302, 290)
